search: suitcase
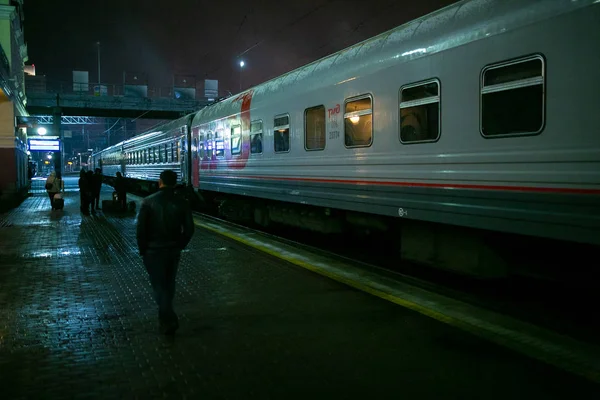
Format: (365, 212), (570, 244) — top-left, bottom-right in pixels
(53, 196), (64, 210)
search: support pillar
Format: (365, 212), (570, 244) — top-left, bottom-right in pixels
(53, 106), (62, 175)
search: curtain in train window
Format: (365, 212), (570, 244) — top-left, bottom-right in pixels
(481, 56), (544, 136)
(250, 120), (263, 154)
(305, 105), (326, 150)
(399, 80), (440, 143)
(344, 96), (372, 147)
(274, 114), (290, 152)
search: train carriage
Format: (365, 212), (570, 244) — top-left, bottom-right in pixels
(190, 0), (600, 277)
(93, 0), (600, 279)
(91, 115), (193, 191)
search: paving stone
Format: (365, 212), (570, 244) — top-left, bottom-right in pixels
(0, 176), (599, 399)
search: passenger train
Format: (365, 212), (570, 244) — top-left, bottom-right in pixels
(91, 0), (600, 279)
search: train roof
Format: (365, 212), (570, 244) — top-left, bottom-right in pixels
(192, 0), (597, 126)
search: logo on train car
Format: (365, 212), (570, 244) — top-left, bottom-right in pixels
(328, 103), (341, 140)
(198, 90), (255, 171)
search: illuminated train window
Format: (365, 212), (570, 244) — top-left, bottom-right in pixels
(215, 130), (224, 157)
(198, 134), (205, 159)
(274, 114), (290, 153)
(250, 120), (263, 154)
(399, 79), (440, 143)
(305, 105), (326, 151)
(344, 95), (372, 147)
(206, 132), (213, 158)
(481, 55), (545, 137)
(231, 125), (242, 155)
(168, 143), (173, 163)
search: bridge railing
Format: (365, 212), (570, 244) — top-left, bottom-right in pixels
(25, 78), (204, 100)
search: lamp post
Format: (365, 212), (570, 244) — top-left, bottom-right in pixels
(97, 41), (101, 84)
(239, 60), (245, 92)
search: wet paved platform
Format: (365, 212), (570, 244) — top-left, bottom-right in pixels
(1, 176), (599, 399)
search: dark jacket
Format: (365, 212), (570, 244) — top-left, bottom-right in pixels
(93, 173), (103, 193)
(136, 187), (194, 255)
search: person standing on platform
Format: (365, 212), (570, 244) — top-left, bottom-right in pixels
(92, 168), (103, 210)
(114, 172), (127, 211)
(86, 170), (96, 213)
(45, 171), (64, 210)
(136, 170), (194, 335)
(78, 170), (90, 215)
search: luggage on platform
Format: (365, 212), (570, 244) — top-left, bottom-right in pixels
(53, 193), (64, 210)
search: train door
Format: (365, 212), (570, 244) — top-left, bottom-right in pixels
(191, 126), (199, 188)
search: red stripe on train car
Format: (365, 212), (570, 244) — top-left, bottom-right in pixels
(200, 174), (600, 195)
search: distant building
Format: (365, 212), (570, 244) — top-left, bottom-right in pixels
(0, 0), (29, 209)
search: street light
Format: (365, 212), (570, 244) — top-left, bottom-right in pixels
(37, 127), (47, 135)
(97, 41), (101, 84)
(239, 60), (245, 92)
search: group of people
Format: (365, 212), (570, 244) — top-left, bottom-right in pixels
(45, 167), (194, 336)
(78, 169), (103, 215)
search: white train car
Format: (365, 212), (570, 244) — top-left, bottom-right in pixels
(121, 115), (193, 189)
(189, 0), (600, 277)
(91, 115), (193, 191)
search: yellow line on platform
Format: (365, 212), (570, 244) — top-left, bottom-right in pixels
(193, 215), (600, 385)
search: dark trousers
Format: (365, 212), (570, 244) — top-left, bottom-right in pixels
(117, 191), (127, 210)
(80, 192), (91, 214)
(93, 191), (101, 209)
(143, 248), (181, 327)
(48, 192), (57, 209)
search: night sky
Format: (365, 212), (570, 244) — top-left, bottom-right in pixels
(24, 0), (458, 96)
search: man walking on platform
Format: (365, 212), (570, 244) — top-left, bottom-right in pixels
(136, 170), (194, 335)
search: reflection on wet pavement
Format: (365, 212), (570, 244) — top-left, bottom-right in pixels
(1, 177), (599, 399)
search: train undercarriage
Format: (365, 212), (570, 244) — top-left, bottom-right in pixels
(197, 190), (598, 283)
(113, 175), (597, 283)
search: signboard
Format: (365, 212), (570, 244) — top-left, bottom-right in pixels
(94, 85), (108, 96)
(73, 71), (89, 92)
(29, 139), (60, 151)
(205, 79), (218, 99)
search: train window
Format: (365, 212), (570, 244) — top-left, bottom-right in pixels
(481, 55), (545, 137)
(207, 132), (213, 158)
(231, 125), (242, 155)
(198, 134), (205, 159)
(250, 120), (263, 154)
(274, 114), (290, 153)
(215, 130), (224, 157)
(399, 79), (440, 143)
(175, 140), (180, 162)
(305, 105), (326, 151)
(192, 137), (198, 159)
(344, 95), (372, 147)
